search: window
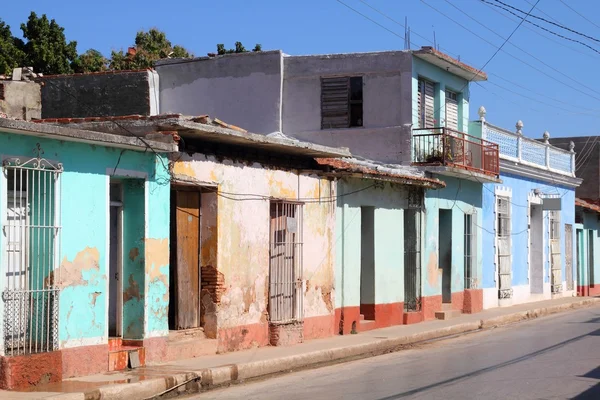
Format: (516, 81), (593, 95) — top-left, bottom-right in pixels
(321, 76), (363, 129)
(445, 90), (459, 131)
(417, 78), (435, 128)
(464, 213), (477, 289)
(269, 201), (303, 323)
(2, 153), (61, 355)
(497, 196), (512, 299)
(0, 83), (5, 100)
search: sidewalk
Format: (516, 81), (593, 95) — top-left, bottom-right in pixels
(3, 296), (599, 400)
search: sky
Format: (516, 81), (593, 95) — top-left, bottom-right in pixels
(3, 0), (600, 140)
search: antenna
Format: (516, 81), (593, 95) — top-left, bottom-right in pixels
(404, 16), (410, 49)
(433, 26), (437, 50)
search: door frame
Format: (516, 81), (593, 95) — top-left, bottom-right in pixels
(109, 182), (124, 337)
(169, 184), (203, 330)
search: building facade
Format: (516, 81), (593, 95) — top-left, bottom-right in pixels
(470, 110), (581, 309)
(0, 118), (176, 389)
(574, 198), (600, 297)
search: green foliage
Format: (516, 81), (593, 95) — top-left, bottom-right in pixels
(71, 49), (108, 73)
(20, 12), (78, 75)
(0, 19), (25, 75)
(110, 28), (192, 70)
(216, 42), (262, 55)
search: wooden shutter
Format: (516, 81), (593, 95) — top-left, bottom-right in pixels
(445, 90), (458, 131)
(418, 78), (435, 128)
(321, 77), (350, 129)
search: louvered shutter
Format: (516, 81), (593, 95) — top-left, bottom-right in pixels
(445, 90), (458, 131)
(418, 79), (435, 128)
(321, 77), (349, 129)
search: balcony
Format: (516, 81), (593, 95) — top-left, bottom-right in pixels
(412, 127), (500, 180)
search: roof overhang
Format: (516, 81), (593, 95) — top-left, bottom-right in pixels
(57, 116), (351, 159)
(0, 118), (177, 152)
(413, 47), (488, 82)
(417, 165), (501, 183)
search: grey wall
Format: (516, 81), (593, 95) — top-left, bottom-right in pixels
(41, 70), (157, 119)
(0, 81), (41, 120)
(550, 137), (599, 200)
(282, 51), (413, 164)
(156, 51), (283, 134)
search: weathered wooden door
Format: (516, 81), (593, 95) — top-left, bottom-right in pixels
(173, 190), (201, 329)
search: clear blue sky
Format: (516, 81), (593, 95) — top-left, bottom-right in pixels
(4, 0), (600, 140)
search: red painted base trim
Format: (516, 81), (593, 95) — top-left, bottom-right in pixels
(403, 311), (424, 324)
(142, 336), (168, 363)
(304, 314), (335, 340)
(463, 289), (483, 314)
(578, 285), (589, 297)
(0, 351), (62, 390)
(217, 322), (269, 353)
(373, 302), (404, 328)
(451, 292), (465, 312)
(590, 285), (600, 296)
(422, 295), (442, 320)
(335, 306), (361, 335)
(61, 344), (108, 379)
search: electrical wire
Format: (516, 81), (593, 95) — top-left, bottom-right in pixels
(558, 0), (600, 30)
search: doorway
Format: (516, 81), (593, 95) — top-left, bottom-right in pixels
(360, 207), (375, 320)
(565, 224), (573, 291)
(169, 188), (201, 330)
(109, 182), (123, 337)
(577, 229), (584, 295)
(439, 209), (453, 303)
(530, 204), (543, 294)
(589, 230), (595, 289)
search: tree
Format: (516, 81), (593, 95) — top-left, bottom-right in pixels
(0, 19), (25, 75)
(71, 49), (108, 73)
(110, 28), (192, 70)
(216, 42), (262, 55)
(20, 12), (78, 75)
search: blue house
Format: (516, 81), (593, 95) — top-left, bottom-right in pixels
(470, 109), (581, 309)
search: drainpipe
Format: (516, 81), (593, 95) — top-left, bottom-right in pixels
(339, 179), (345, 335)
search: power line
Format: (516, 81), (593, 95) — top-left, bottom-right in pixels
(482, 0), (600, 56)
(492, 0), (600, 43)
(558, 0), (600, 30)
(335, 0), (406, 41)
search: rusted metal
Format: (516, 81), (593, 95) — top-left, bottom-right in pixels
(412, 127), (500, 177)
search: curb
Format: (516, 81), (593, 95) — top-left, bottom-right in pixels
(47, 298), (600, 400)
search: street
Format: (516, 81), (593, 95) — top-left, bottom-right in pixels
(189, 306), (600, 400)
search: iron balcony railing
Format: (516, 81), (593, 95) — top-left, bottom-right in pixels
(412, 127), (500, 177)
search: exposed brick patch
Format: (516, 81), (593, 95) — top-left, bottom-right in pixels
(269, 322), (304, 346)
(201, 265), (225, 304)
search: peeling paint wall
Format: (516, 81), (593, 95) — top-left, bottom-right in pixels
(335, 178), (409, 311)
(0, 131), (170, 350)
(172, 153), (336, 346)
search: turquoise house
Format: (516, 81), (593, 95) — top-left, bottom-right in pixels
(409, 49), (499, 321)
(0, 118), (176, 388)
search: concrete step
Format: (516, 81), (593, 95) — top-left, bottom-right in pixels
(434, 309), (461, 320)
(108, 346), (145, 371)
(358, 319), (377, 332)
(359, 314), (365, 321)
(441, 303), (453, 311)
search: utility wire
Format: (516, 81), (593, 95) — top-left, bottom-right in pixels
(492, 0), (600, 43)
(482, 0), (600, 56)
(558, 0), (600, 30)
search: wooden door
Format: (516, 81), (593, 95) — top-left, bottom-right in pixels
(174, 190), (201, 329)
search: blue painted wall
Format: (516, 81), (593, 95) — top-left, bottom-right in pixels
(482, 173), (576, 290)
(578, 211), (600, 287)
(423, 177), (483, 297)
(0, 131), (170, 348)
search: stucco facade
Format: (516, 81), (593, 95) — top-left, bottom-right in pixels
(0, 120), (175, 388)
(171, 152), (337, 351)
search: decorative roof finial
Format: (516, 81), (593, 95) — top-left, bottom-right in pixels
(543, 130), (550, 143)
(516, 120), (523, 136)
(478, 106), (486, 122)
(569, 141), (575, 153)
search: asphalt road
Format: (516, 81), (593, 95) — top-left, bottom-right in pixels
(186, 306), (600, 400)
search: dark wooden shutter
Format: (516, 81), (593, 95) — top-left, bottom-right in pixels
(321, 77), (350, 129)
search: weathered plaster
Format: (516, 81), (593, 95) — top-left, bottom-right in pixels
(172, 152), (336, 342)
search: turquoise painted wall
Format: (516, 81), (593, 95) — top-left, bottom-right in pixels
(412, 57), (471, 134)
(423, 177), (483, 297)
(579, 211), (600, 286)
(0, 131), (170, 347)
(335, 178), (410, 309)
